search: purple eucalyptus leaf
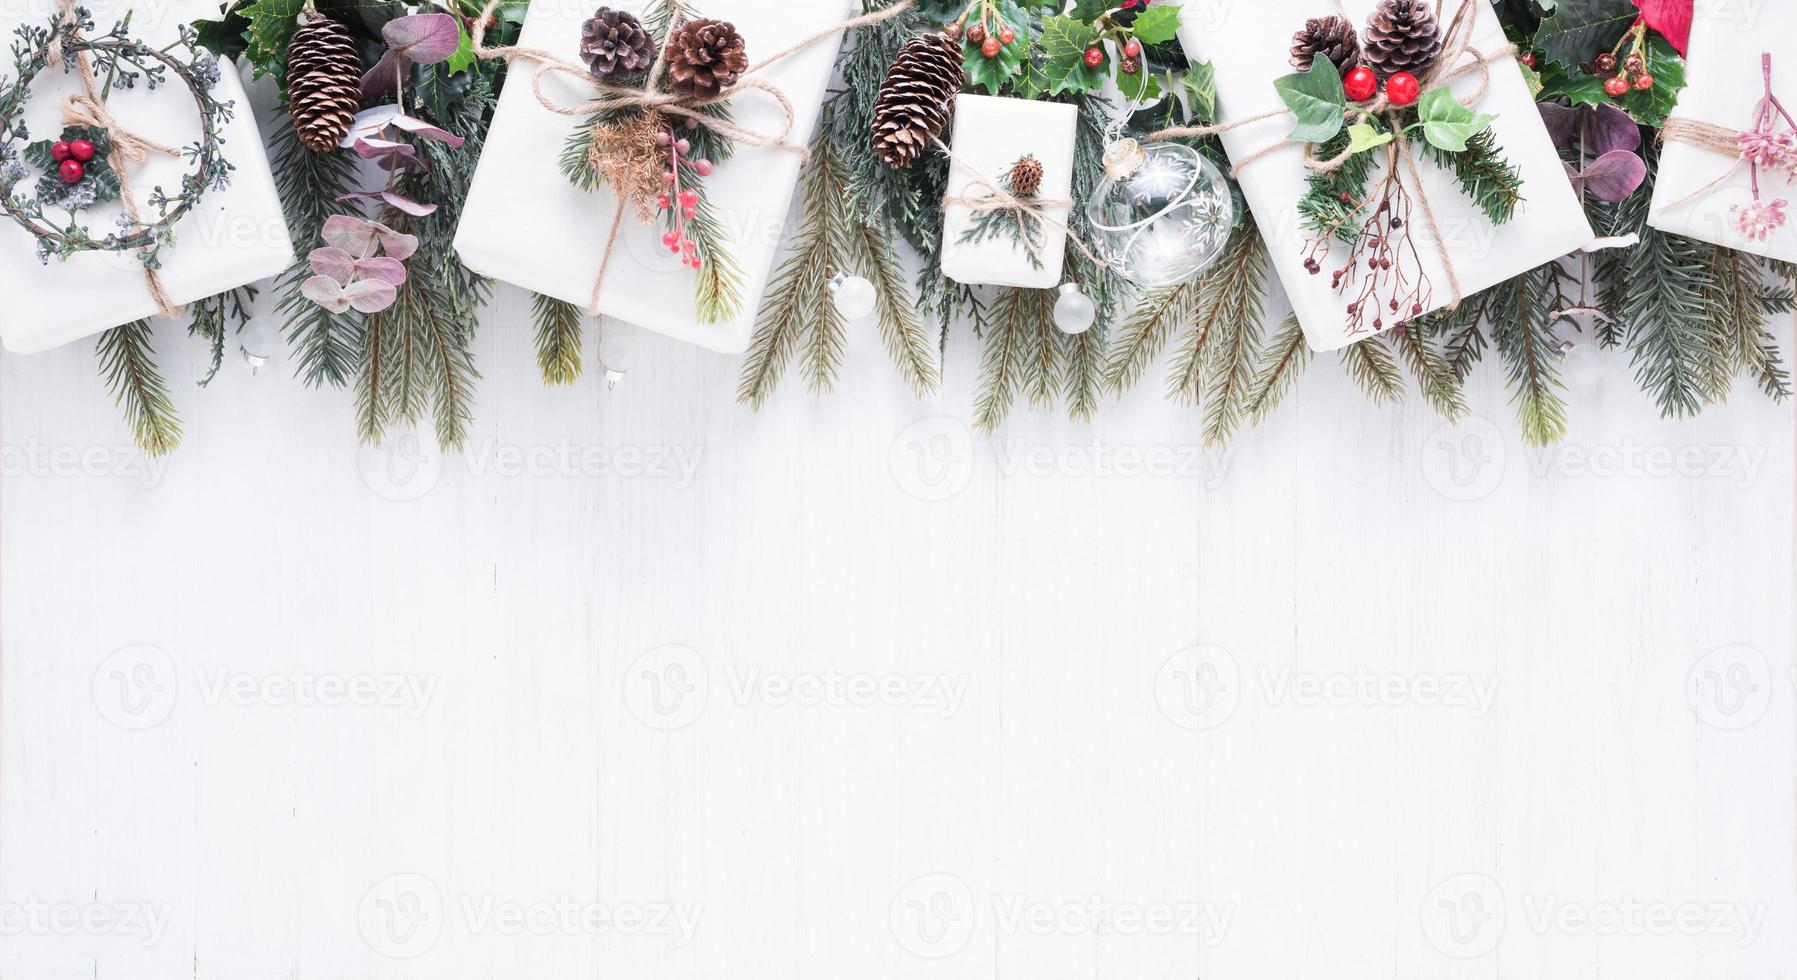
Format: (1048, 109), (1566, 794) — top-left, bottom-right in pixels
(1584, 103), (1641, 156)
(382, 13), (461, 65)
(1538, 103), (1577, 149)
(320, 214), (379, 253)
(389, 113), (465, 147)
(308, 245), (358, 286)
(355, 256), (410, 285)
(1575, 149), (1649, 202)
(380, 190), (439, 216)
(353, 137), (416, 161)
(342, 278), (400, 313)
(371, 224), (420, 261)
(359, 50), (402, 100)
(340, 105), (402, 149)
(300, 275), (353, 314)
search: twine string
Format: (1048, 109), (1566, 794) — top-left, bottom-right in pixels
(471, 0), (916, 315)
(1657, 53), (1788, 212)
(46, 0), (182, 315)
(935, 138), (1109, 269)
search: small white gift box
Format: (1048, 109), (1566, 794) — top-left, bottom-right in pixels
(0, 0), (293, 354)
(1648, 0), (1797, 263)
(1175, 0), (1594, 351)
(455, 0), (853, 354)
(939, 94), (1077, 289)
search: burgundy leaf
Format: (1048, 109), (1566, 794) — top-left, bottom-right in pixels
(1576, 149), (1649, 201)
(381, 190), (439, 216)
(381, 13), (461, 65)
(341, 105), (401, 149)
(359, 50), (402, 100)
(389, 113), (465, 147)
(371, 224), (420, 261)
(1632, 0), (1692, 55)
(1584, 102), (1641, 157)
(352, 137), (416, 161)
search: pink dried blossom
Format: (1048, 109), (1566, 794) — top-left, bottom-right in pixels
(1738, 130), (1797, 171)
(1732, 198), (1788, 240)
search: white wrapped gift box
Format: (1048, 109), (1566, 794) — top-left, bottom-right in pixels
(0, 0), (293, 354)
(1648, 0), (1796, 263)
(940, 94), (1077, 289)
(1175, 0), (1593, 351)
(455, 0), (854, 354)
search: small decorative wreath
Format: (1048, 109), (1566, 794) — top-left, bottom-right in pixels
(0, 8), (234, 268)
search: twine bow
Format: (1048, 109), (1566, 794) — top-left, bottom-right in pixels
(471, 0), (917, 315)
(1143, 0), (1517, 308)
(45, 0), (183, 315)
(935, 138), (1109, 269)
(1658, 53), (1795, 212)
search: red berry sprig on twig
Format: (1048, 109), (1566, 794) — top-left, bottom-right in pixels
(654, 120), (712, 271)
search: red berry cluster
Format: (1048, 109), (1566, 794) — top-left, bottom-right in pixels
(1343, 66), (1419, 107)
(654, 120), (713, 271)
(50, 138), (96, 184)
(1080, 0), (1148, 75)
(959, 18), (1015, 59)
(1596, 50), (1653, 98)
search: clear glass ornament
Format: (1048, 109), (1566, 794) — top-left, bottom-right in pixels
(239, 318), (279, 373)
(1558, 339), (1602, 387)
(828, 272), (877, 319)
(1052, 283), (1096, 334)
(1085, 139), (1236, 288)
(598, 322), (640, 391)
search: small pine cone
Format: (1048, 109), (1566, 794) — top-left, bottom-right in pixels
(1362, 0), (1441, 79)
(1289, 15), (1361, 74)
(870, 31), (965, 169)
(580, 7), (655, 82)
(286, 15), (361, 152)
(1009, 155), (1043, 198)
(663, 18), (747, 98)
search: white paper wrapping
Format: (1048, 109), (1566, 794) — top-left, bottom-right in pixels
(1175, 0), (1593, 351)
(0, 0), (293, 354)
(940, 94), (1075, 289)
(456, 0), (853, 354)
(1648, 0), (1795, 263)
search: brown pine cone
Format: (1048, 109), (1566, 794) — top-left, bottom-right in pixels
(1362, 0), (1441, 79)
(580, 7), (655, 82)
(286, 15), (361, 152)
(663, 18), (747, 98)
(1009, 155), (1043, 198)
(870, 31), (964, 169)
(1289, 15), (1361, 74)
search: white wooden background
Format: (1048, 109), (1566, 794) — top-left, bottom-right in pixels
(1, 280), (1793, 978)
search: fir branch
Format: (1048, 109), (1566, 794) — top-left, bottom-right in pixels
(689, 189), (745, 324)
(1167, 225), (1266, 405)
(845, 209), (939, 397)
(974, 287), (1036, 430)
(1023, 290), (1062, 409)
(1337, 335), (1404, 403)
(269, 112), (361, 388)
(1489, 265), (1569, 445)
(739, 126), (846, 404)
(187, 286), (255, 387)
(1420, 129), (1523, 225)
(533, 293), (585, 385)
(1201, 266), (1266, 447)
(1387, 316), (1467, 420)
(1299, 132), (1377, 242)
(1599, 219), (1721, 416)
(1243, 313), (1311, 423)
(1104, 280), (1199, 395)
(96, 320), (180, 456)
(1704, 245), (1793, 401)
(1062, 327), (1104, 421)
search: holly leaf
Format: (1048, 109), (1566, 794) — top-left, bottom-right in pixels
(1347, 122), (1393, 153)
(1117, 68), (1162, 102)
(84, 160), (120, 204)
(445, 21), (476, 74)
(1273, 57), (1345, 144)
(962, 0), (1032, 94)
(1012, 53), (1049, 100)
(1417, 87), (1496, 152)
(1180, 62), (1216, 123)
(1129, 4), (1181, 44)
(1537, 0), (1638, 71)
(1534, 61), (1610, 108)
(1040, 15), (1103, 94)
(1631, 0), (1690, 54)
(22, 139), (53, 169)
(1068, 0), (1111, 22)
(1614, 34), (1683, 127)
(238, 0), (307, 79)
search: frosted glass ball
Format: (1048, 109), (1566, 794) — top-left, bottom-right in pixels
(1559, 340), (1603, 387)
(239, 318), (279, 369)
(1085, 139), (1236, 288)
(1052, 283), (1096, 334)
(829, 272), (877, 319)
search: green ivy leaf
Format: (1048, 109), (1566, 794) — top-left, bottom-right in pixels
(1536, 0), (1637, 71)
(1417, 87), (1496, 152)
(1274, 57), (1345, 144)
(445, 21), (476, 74)
(1129, 4), (1182, 44)
(1040, 15), (1103, 94)
(1347, 122), (1393, 154)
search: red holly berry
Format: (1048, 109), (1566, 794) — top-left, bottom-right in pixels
(70, 139), (95, 162)
(1384, 71), (1420, 107)
(1120, 56), (1140, 74)
(1603, 75), (1629, 98)
(998, 27), (1015, 44)
(1624, 53), (1644, 73)
(1519, 51), (1536, 69)
(966, 23), (986, 45)
(1633, 72), (1653, 91)
(58, 159), (83, 184)
(1344, 65), (1378, 102)
(1082, 46), (1103, 68)
(1123, 38), (1141, 57)
(980, 37), (1000, 57)
(50, 141), (71, 162)
(1594, 51), (1618, 73)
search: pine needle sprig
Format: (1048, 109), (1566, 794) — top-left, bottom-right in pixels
(1103, 280), (1199, 395)
(533, 293), (585, 385)
(844, 209), (939, 396)
(1703, 245), (1794, 401)
(1242, 313), (1312, 423)
(269, 113), (361, 387)
(97, 320), (180, 456)
(1489, 264), (1569, 445)
(1337, 334), (1405, 403)
(187, 286), (256, 387)
(1167, 224), (1266, 405)
(1023, 289), (1062, 408)
(1420, 130), (1523, 225)
(974, 286), (1037, 430)
(1387, 314), (1467, 420)
(1299, 132), (1376, 241)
